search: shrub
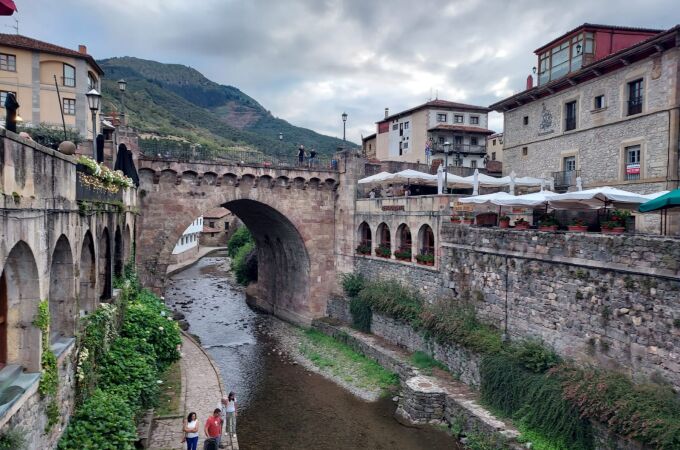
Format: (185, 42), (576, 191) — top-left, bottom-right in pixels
(233, 241), (257, 285)
(349, 296), (372, 332)
(98, 337), (160, 413)
(227, 226), (254, 257)
(17, 123), (82, 150)
(340, 272), (365, 298)
(358, 280), (422, 323)
(510, 339), (561, 373)
(121, 290), (181, 372)
(57, 389), (136, 450)
(0, 428), (25, 450)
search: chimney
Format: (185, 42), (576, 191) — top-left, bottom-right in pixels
(526, 74), (534, 90)
(384, 108), (389, 119)
(78, 45), (87, 55)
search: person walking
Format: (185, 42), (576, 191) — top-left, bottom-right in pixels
(308, 148), (317, 167)
(297, 145), (305, 166)
(183, 412), (199, 450)
(225, 392), (237, 437)
(204, 408), (223, 450)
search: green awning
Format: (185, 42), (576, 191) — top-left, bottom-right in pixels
(639, 189), (680, 212)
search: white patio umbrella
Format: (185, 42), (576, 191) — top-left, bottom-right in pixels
(547, 187), (669, 210)
(458, 191), (516, 205)
(494, 190), (556, 208)
(358, 171), (393, 185)
(387, 169), (439, 185)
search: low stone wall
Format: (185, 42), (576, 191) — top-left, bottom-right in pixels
(0, 344), (76, 450)
(441, 224), (680, 390)
(354, 256), (445, 301)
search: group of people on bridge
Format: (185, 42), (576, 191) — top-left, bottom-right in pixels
(182, 392), (237, 450)
(297, 144), (318, 167)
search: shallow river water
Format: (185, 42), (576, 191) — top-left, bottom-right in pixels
(165, 252), (458, 450)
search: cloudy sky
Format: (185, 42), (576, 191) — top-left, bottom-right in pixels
(7, 0), (677, 142)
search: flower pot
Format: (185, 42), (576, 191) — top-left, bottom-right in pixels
(462, 219), (473, 225)
(568, 225), (588, 232)
(499, 220), (510, 229)
(538, 225), (557, 231)
(417, 260), (434, 266)
(515, 223), (530, 230)
(611, 227), (625, 234)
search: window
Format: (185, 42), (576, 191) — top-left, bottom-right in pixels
(627, 79), (643, 116)
(0, 90), (16, 108)
(470, 136), (478, 146)
(624, 145), (641, 181)
(63, 98), (76, 115)
(594, 95), (604, 109)
(522, 146), (528, 156)
(437, 113), (447, 122)
(492, 152), (497, 161)
(470, 116), (479, 125)
(492, 139), (496, 145)
(523, 116), (529, 125)
(454, 115), (464, 123)
(392, 123), (398, 130)
(403, 141), (409, 149)
(225, 222), (229, 230)
(209, 221), (215, 228)
(438, 137), (445, 144)
(63, 64), (75, 87)
(454, 136), (463, 145)
(0, 53), (16, 72)
(404, 121), (409, 129)
(470, 160), (477, 169)
(563, 156), (576, 172)
(538, 32), (593, 85)
(87, 73), (97, 90)
(564, 101), (577, 131)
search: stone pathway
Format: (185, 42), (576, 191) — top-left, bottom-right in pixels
(166, 246), (228, 276)
(149, 333), (239, 450)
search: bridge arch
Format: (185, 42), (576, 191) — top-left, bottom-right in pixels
(49, 235), (75, 344)
(79, 231), (97, 315)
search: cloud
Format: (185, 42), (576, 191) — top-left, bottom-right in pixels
(7, 0), (679, 142)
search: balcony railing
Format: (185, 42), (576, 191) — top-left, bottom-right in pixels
(627, 97), (643, 116)
(552, 169), (580, 191)
(431, 144), (487, 154)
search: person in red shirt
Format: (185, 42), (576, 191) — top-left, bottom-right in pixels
(204, 408), (223, 448)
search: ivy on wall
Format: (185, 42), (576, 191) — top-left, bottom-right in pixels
(32, 300), (59, 431)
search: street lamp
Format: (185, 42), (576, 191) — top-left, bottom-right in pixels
(118, 79), (127, 125)
(342, 112), (348, 143)
(443, 141), (451, 192)
(86, 89), (101, 159)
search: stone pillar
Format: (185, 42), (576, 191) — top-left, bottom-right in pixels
(334, 150), (364, 279)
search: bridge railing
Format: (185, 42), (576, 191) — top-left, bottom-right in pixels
(139, 140), (339, 171)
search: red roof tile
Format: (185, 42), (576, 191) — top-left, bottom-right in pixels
(0, 34), (104, 74)
(428, 124), (495, 135)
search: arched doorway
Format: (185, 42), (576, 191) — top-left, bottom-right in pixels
(49, 235), (75, 344)
(376, 223), (391, 257)
(114, 227), (123, 278)
(396, 223), (412, 260)
(357, 222), (372, 254)
(1, 241), (41, 371)
(417, 224), (435, 265)
(99, 228), (112, 300)
(79, 231), (97, 315)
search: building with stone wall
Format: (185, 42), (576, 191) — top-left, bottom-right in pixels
(0, 130), (136, 448)
(170, 216), (202, 264)
(0, 34), (103, 138)
(362, 133), (377, 160)
(486, 132), (503, 163)
(200, 207), (238, 247)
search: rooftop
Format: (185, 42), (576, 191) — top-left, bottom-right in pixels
(379, 99), (490, 123)
(203, 207), (230, 219)
(534, 23), (664, 54)
(0, 34), (104, 75)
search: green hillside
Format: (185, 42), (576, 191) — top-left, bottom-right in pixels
(98, 57), (351, 156)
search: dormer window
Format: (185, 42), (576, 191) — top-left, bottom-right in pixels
(538, 32), (594, 85)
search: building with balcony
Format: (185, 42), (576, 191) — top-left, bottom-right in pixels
(0, 34), (103, 138)
(374, 100), (493, 169)
(490, 24), (680, 200)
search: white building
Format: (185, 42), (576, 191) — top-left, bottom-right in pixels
(172, 217), (203, 258)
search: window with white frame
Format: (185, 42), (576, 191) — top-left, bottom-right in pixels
(470, 116), (479, 125)
(0, 53), (16, 72)
(436, 113), (447, 122)
(63, 98), (76, 115)
(454, 115), (464, 123)
(624, 145), (641, 181)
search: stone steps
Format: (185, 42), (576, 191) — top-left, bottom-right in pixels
(0, 365), (40, 419)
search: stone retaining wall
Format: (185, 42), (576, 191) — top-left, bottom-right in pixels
(354, 257), (445, 301)
(441, 224), (680, 390)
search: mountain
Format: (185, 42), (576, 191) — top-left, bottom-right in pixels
(97, 57), (351, 156)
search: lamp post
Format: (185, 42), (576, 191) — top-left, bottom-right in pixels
(342, 112), (348, 144)
(443, 141), (451, 193)
(86, 89), (101, 159)
(118, 79), (127, 125)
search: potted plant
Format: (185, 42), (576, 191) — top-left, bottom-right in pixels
(568, 218), (588, 232)
(461, 214), (475, 225)
(416, 252), (435, 266)
(608, 209), (630, 233)
(355, 243), (371, 255)
(375, 244), (391, 258)
(394, 247), (412, 261)
(499, 215), (511, 229)
(538, 215), (559, 231)
(514, 217), (530, 230)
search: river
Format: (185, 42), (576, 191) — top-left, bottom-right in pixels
(165, 252), (458, 450)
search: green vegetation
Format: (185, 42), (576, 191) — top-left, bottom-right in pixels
(410, 351), (448, 376)
(299, 329), (398, 393)
(228, 227), (257, 285)
(0, 428), (25, 450)
(98, 57), (351, 156)
(227, 226), (254, 257)
(17, 123), (82, 150)
(155, 361), (182, 417)
(59, 268), (182, 450)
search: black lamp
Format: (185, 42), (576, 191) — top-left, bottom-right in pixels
(342, 112), (348, 142)
(86, 89), (101, 158)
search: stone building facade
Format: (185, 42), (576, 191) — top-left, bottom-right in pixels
(491, 24), (680, 232)
(0, 130), (136, 448)
(200, 207), (238, 247)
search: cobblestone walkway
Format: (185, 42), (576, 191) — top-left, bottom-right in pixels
(149, 333), (239, 450)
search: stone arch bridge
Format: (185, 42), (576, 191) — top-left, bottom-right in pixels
(136, 153), (360, 324)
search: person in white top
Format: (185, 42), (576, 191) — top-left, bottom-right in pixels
(182, 412), (199, 450)
(225, 391), (237, 437)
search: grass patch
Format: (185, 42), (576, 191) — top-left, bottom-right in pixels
(410, 351), (448, 376)
(155, 360), (182, 417)
(300, 329), (398, 392)
(516, 422), (572, 450)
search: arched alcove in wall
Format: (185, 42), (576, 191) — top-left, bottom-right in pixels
(79, 231), (97, 315)
(99, 228), (112, 300)
(49, 235), (75, 344)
